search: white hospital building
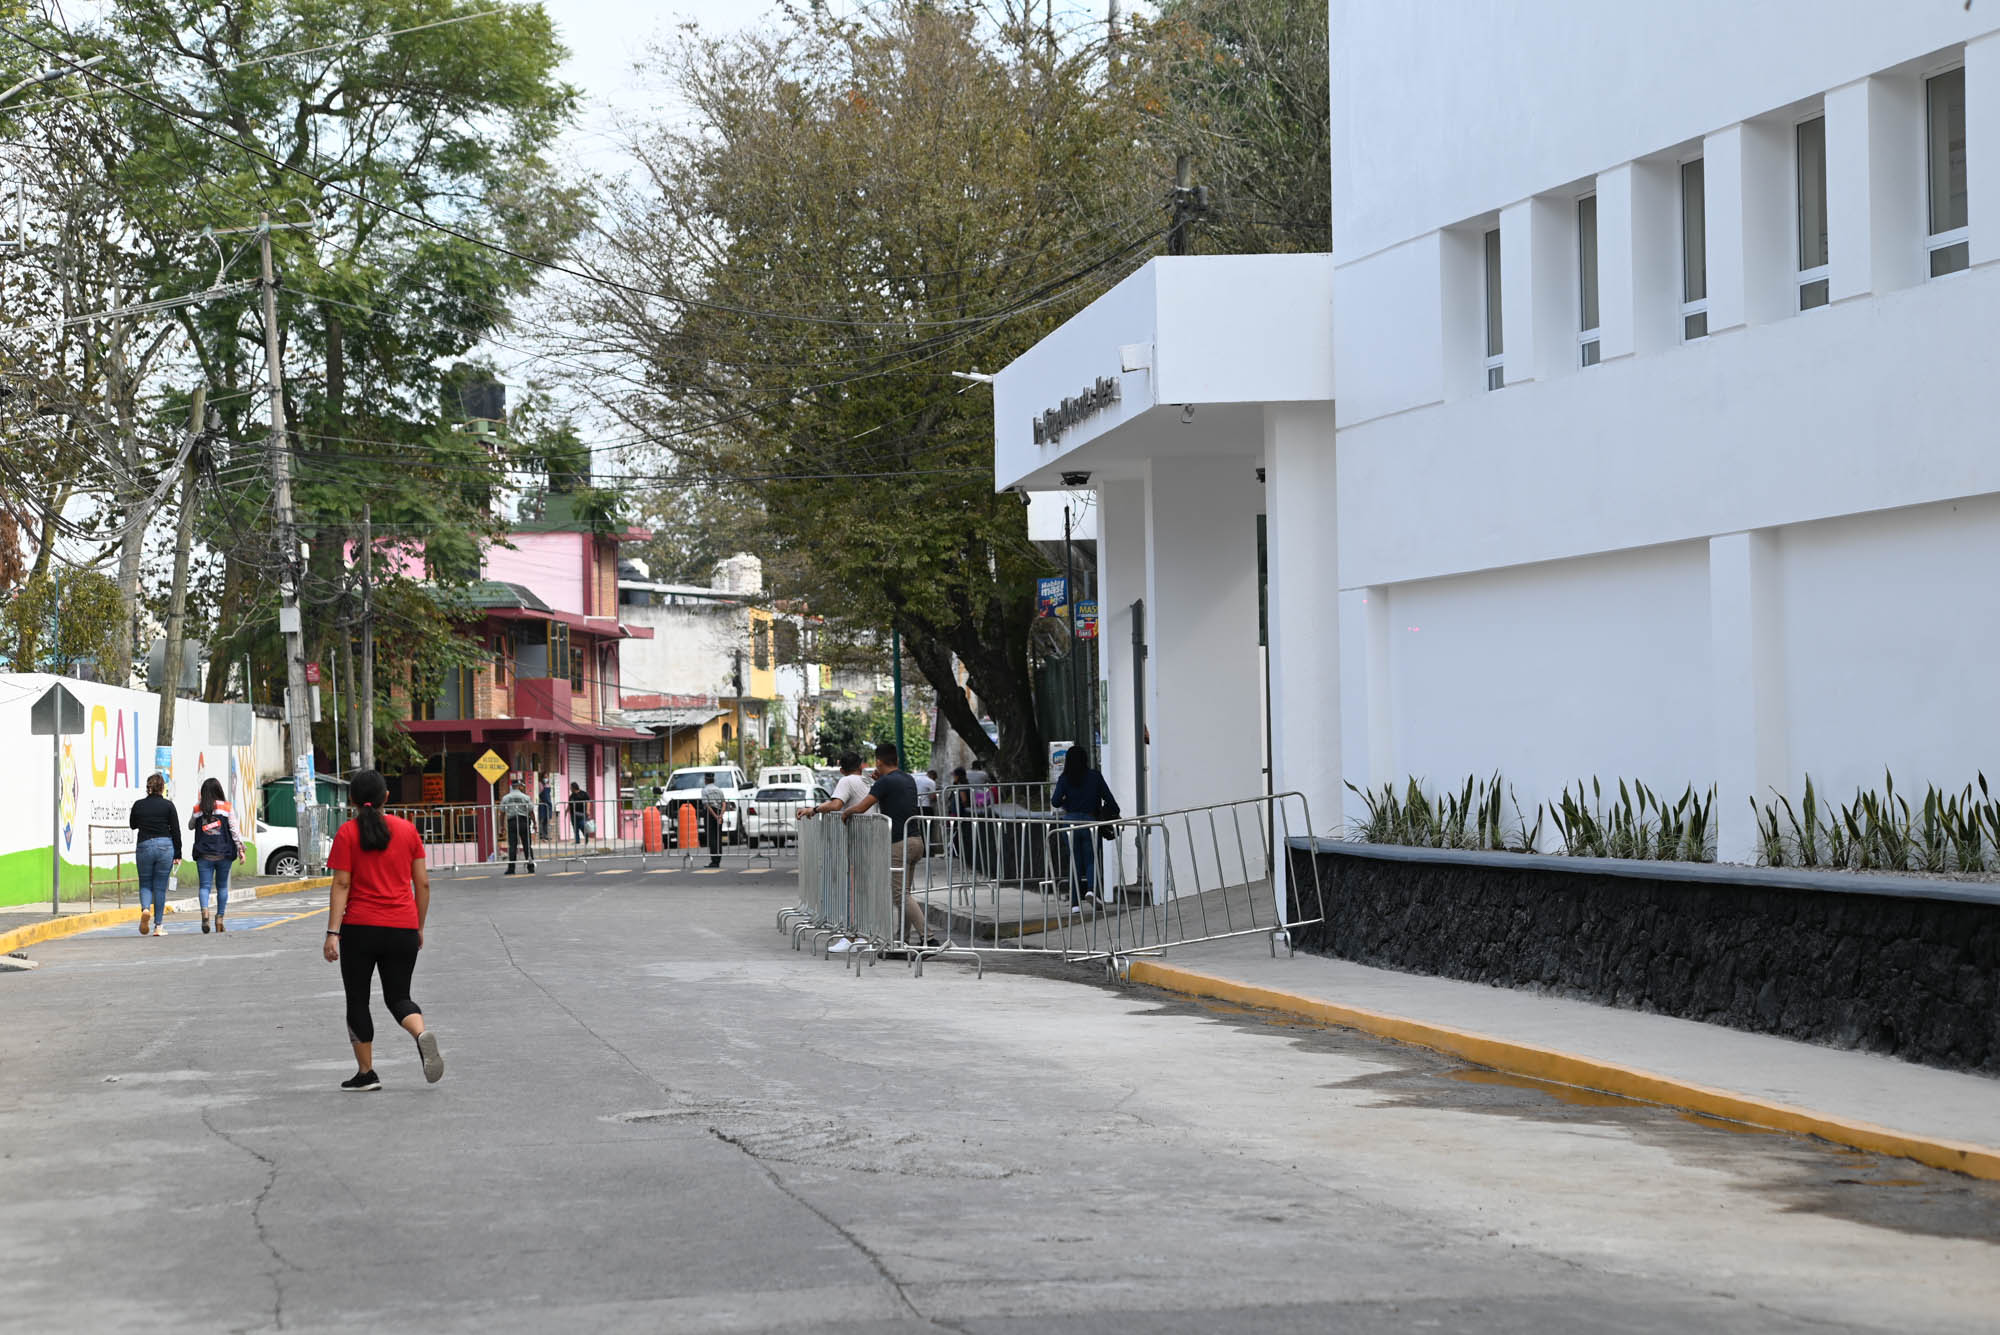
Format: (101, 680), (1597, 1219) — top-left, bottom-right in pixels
(994, 1), (2000, 862)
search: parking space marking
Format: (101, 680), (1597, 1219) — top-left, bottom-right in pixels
(253, 906), (330, 932)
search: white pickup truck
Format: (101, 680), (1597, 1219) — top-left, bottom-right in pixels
(657, 765), (751, 845)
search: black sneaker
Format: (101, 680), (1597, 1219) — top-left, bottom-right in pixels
(341, 1070), (381, 1092)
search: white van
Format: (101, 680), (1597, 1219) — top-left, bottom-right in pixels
(756, 765), (817, 791)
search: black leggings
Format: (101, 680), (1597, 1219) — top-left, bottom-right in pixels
(339, 924), (422, 1044)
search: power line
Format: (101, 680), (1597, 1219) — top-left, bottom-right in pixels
(2, 24), (1148, 335)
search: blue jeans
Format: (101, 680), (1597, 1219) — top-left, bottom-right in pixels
(197, 859), (233, 915)
(1065, 823), (1097, 900)
(134, 837), (174, 919)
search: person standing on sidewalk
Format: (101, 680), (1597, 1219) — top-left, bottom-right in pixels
(1052, 746), (1119, 913)
(568, 782), (589, 845)
(537, 777), (554, 841)
(128, 773), (181, 937)
(498, 777), (536, 875)
(844, 743), (931, 945)
(700, 776), (726, 868)
(188, 776), (245, 933)
(323, 769), (443, 1093)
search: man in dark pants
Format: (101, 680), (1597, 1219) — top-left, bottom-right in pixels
(537, 777), (554, 841)
(498, 777), (537, 875)
(700, 777), (726, 869)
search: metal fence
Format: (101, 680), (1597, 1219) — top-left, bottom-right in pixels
(306, 792), (799, 875)
(901, 792), (1323, 972)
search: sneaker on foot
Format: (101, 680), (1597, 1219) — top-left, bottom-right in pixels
(341, 1070), (381, 1092)
(415, 1030), (444, 1084)
(527, 863), (536, 873)
(504, 867), (516, 875)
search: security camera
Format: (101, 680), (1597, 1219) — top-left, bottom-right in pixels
(1060, 471), (1091, 487)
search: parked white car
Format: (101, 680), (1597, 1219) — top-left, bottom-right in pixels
(252, 817), (331, 878)
(657, 765), (751, 844)
(744, 785), (832, 846)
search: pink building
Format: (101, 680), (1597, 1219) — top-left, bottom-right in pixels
(387, 494), (653, 842)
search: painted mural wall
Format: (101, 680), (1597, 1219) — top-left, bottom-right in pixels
(1, 673), (282, 907)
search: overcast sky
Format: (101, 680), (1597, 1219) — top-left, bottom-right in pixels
(535, 0), (772, 177)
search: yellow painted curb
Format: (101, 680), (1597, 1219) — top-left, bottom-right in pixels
(0, 877), (331, 956)
(1127, 959), (2000, 1183)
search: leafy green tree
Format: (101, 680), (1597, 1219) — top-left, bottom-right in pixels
(25, 1), (583, 762)
(578, 3), (1163, 780)
(0, 567), (122, 674)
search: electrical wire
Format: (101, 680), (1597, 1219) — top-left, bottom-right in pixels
(1, 23), (1157, 334)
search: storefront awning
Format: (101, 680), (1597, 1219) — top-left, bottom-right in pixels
(400, 716), (652, 743)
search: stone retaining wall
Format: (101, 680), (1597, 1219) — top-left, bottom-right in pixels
(1285, 841), (2000, 1075)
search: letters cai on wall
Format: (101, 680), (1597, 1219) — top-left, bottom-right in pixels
(1032, 375), (1121, 445)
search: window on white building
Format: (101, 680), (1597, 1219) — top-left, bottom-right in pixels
(1796, 115), (1829, 309)
(1680, 158), (1708, 340)
(1926, 66), (1969, 277)
(1576, 195), (1600, 366)
(1483, 226), (1504, 389)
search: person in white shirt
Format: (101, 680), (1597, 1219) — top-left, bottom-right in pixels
(914, 768), (939, 813)
(806, 751), (871, 816)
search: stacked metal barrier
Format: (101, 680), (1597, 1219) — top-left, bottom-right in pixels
(778, 813), (983, 976)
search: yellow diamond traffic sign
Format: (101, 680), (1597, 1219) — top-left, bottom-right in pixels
(472, 749), (511, 786)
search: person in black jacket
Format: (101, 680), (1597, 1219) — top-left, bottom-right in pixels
(188, 776), (245, 933)
(128, 773), (181, 937)
(1051, 747), (1118, 912)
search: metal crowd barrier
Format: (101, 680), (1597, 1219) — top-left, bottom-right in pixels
(901, 792), (1323, 972)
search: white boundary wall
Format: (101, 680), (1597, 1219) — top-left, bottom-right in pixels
(0, 674), (283, 906)
(1324, 1), (2000, 860)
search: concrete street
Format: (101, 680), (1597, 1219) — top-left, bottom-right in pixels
(3, 863), (1997, 1334)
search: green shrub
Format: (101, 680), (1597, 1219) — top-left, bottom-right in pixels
(1344, 773), (1540, 853)
(1753, 770), (1999, 874)
(1551, 778), (1714, 863)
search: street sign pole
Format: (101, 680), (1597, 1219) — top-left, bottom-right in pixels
(32, 684), (85, 915)
(49, 726), (58, 914)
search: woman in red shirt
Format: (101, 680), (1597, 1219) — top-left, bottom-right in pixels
(323, 770), (444, 1092)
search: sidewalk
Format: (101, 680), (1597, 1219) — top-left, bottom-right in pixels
(1129, 935), (2000, 1181)
(0, 877), (329, 956)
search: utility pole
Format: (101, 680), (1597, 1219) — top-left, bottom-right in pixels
(1064, 501), (1084, 757)
(732, 649), (746, 772)
(259, 213), (317, 865)
(360, 502), (375, 772)
(891, 626), (906, 761)
(157, 385), (206, 751)
(1167, 154), (1209, 257)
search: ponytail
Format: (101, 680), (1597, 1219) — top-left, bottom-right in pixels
(350, 769), (392, 852)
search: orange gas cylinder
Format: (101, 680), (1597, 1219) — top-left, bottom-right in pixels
(642, 805), (664, 853)
(676, 803), (698, 850)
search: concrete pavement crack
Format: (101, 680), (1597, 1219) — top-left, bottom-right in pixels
(200, 1104), (301, 1333)
(489, 920), (659, 1088)
(706, 1126), (969, 1335)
